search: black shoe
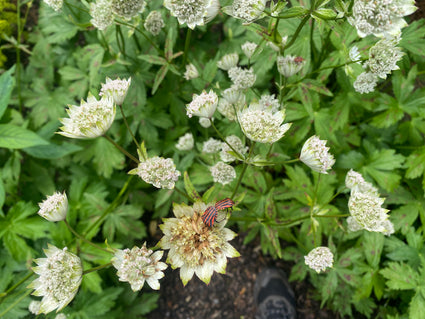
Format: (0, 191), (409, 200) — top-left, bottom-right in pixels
(254, 267), (297, 319)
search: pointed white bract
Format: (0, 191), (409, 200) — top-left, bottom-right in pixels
(28, 245), (82, 314)
(210, 162), (237, 185)
(277, 55), (306, 77)
(159, 202), (240, 285)
(38, 192), (68, 222)
(300, 136), (335, 174)
(217, 53), (239, 71)
(304, 247), (334, 273)
(164, 0), (220, 29)
(241, 41), (259, 59)
(111, 0), (146, 20)
(99, 77), (131, 105)
(175, 133), (194, 151)
(112, 243), (167, 291)
(90, 0), (114, 30)
(184, 63), (199, 80)
(43, 0), (63, 11)
(186, 90), (218, 118)
(144, 11), (165, 36)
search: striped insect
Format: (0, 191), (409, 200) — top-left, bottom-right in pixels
(202, 206), (218, 227)
(214, 198), (235, 211)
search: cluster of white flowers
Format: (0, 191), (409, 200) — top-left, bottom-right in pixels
(345, 170), (393, 234)
(228, 67), (256, 90)
(37, 192), (68, 222)
(223, 0), (267, 22)
(217, 53), (239, 71)
(175, 132), (194, 151)
(202, 138), (223, 153)
(90, 0), (115, 30)
(304, 247), (334, 273)
(184, 63), (199, 80)
(111, 0), (146, 20)
(250, 94), (280, 113)
(353, 71), (378, 94)
(112, 243), (167, 291)
(186, 90), (218, 118)
(349, 0), (417, 38)
(99, 77), (131, 105)
(210, 161), (237, 185)
(218, 88), (246, 121)
(164, 0), (220, 29)
(241, 41), (259, 59)
(220, 135), (248, 162)
(277, 55), (306, 77)
(28, 245), (82, 314)
(144, 10), (165, 36)
(159, 202), (240, 285)
(129, 156), (181, 189)
(43, 0), (63, 11)
(366, 36), (404, 79)
(299, 136), (335, 174)
(29, 300), (41, 315)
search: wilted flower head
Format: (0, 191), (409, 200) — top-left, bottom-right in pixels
(220, 135), (248, 162)
(300, 135), (335, 174)
(186, 90), (218, 118)
(129, 156), (181, 189)
(29, 300), (41, 315)
(217, 53), (239, 71)
(164, 0), (220, 29)
(175, 132), (194, 151)
(203, 138), (223, 153)
(241, 41), (259, 59)
(277, 55), (306, 77)
(304, 247), (334, 273)
(353, 72), (378, 94)
(99, 77), (131, 105)
(43, 0), (63, 11)
(90, 0), (114, 30)
(349, 0), (417, 37)
(237, 105), (292, 144)
(112, 243), (167, 291)
(210, 162), (237, 185)
(159, 202), (240, 285)
(38, 192), (68, 222)
(111, 0), (146, 19)
(366, 36), (404, 79)
(199, 117), (212, 128)
(184, 63), (199, 80)
(224, 0), (267, 22)
(28, 245), (82, 314)
(58, 94), (115, 139)
(228, 67), (256, 90)
(144, 10), (165, 36)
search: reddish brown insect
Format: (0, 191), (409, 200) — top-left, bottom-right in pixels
(214, 198), (235, 211)
(294, 56), (304, 63)
(202, 206), (218, 227)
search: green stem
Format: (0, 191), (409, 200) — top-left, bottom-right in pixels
(211, 121), (245, 160)
(283, 15), (310, 52)
(115, 20), (161, 54)
(279, 158), (300, 164)
(0, 289), (32, 317)
(0, 272), (33, 301)
(311, 173), (321, 247)
(231, 142), (255, 199)
(174, 186), (194, 202)
(103, 134), (139, 163)
(182, 28), (192, 67)
(118, 104), (144, 159)
(64, 220), (113, 254)
(266, 144), (274, 159)
(16, 0), (22, 113)
(116, 24), (126, 57)
(83, 262), (112, 275)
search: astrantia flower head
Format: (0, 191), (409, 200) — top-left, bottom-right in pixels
(99, 77), (131, 105)
(250, 94), (280, 113)
(28, 245), (82, 314)
(144, 10), (165, 36)
(237, 105), (292, 144)
(38, 192), (68, 222)
(129, 156), (181, 189)
(43, 0), (63, 11)
(184, 63), (199, 80)
(224, 0), (267, 22)
(366, 36), (404, 79)
(217, 53), (239, 71)
(111, 0), (146, 19)
(29, 300), (41, 315)
(199, 117), (211, 128)
(112, 243), (167, 291)
(159, 202), (240, 285)
(175, 132), (194, 151)
(203, 138), (223, 153)
(58, 94), (115, 139)
(164, 0), (220, 29)
(228, 67), (256, 90)
(304, 247), (334, 273)
(347, 216), (363, 232)
(210, 162), (237, 185)
(218, 88), (246, 121)
(90, 0), (114, 30)
(55, 314), (67, 319)
(349, 0), (417, 37)
(220, 135), (248, 162)
(241, 41), (259, 59)
(186, 90), (218, 118)
(345, 169), (379, 195)
(353, 72), (378, 94)
(300, 135), (335, 174)
(277, 55), (306, 77)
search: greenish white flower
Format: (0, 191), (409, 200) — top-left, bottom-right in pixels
(58, 94), (115, 139)
(217, 53), (239, 71)
(99, 77), (131, 105)
(184, 63), (199, 80)
(366, 36), (404, 79)
(175, 132), (194, 151)
(210, 162), (237, 185)
(300, 135), (335, 174)
(28, 245), (82, 314)
(112, 0), (146, 19)
(349, 46), (361, 64)
(228, 67), (256, 90)
(186, 90), (218, 118)
(249, 94), (280, 113)
(220, 135), (248, 162)
(199, 117), (212, 128)
(241, 41), (259, 59)
(164, 0), (220, 29)
(277, 55), (305, 77)
(144, 10), (165, 36)
(38, 192), (68, 222)
(353, 72), (378, 94)
(304, 247), (334, 273)
(55, 314), (67, 319)
(43, 0), (63, 11)
(112, 243), (167, 291)
(29, 300), (41, 315)
(202, 138), (223, 153)
(90, 0), (114, 30)
(159, 202), (240, 285)
(345, 169), (379, 195)
(223, 0), (267, 22)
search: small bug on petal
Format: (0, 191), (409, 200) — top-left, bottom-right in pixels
(215, 198), (235, 211)
(202, 206), (218, 227)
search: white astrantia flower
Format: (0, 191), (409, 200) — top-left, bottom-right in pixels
(345, 169), (379, 196)
(220, 135), (248, 162)
(349, 46), (361, 64)
(99, 77), (131, 105)
(159, 202), (240, 285)
(144, 10), (165, 36)
(164, 0), (220, 29)
(43, 0), (63, 11)
(228, 67), (256, 90)
(237, 105), (292, 144)
(90, 0), (114, 30)
(217, 53), (239, 71)
(347, 216), (363, 232)
(210, 162), (237, 185)
(28, 245), (82, 314)
(55, 314), (67, 319)
(186, 90), (218, 118)
(241, 41), (259, 59)
(203, 138), (223, 153)
(250, 94), (280, 113)
(277, 55), (306, 78)
(366, 36), (404, 79)
(58, 94), (115, 139)
(353, 72), (378, 94)
(184, 63), (199, 80)
(348, 0), (417, 38)
(217, 94), (245, 121)
(299, 135), (335, 174)
(38, 192), (68, 222)
(199, 117), (211, 128)
(381, 219), (395, 236)
(29, 300), (41, 315)
(267, 36), (288, 52)
(304, 247), (334, 273)
(223, 0), (267, 23)
(129, 156), (181, 189)
(112, 243), (167, 291)
(111, 0), (146, 20)
(175, 132), (194, 151)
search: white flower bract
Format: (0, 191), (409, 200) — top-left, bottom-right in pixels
(353, 72), (378, 94)
(241, 41), (259, 59)
(300, 136), (335, 174)
(111, 0), (146, 19)
(99, 77), (131, 105)
(184, 63), (199, 80)
(304, 247), (334, 273)
(144, 10), (165, 36)
(199, 117), (212, 128)
(175, 132), (194, 151)
(349, 46), (361, 64)
(186, 90), (218, 118)
(38, 192), (68, 222)
(277, 55), (306, 77)
(90, 0), (114, 30)
(217, 53), (239, 71)
(228, 67), (256, 90)
(210, 162), (237, 185)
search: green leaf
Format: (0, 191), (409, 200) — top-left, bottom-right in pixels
(409, 291), (425, 319)
(23, 141), (82, 159)
(184, 171), (201, 201)
(278, 6), (309, 18)
(300, 79), (333, 96)
(202, 185), (216, 203)
(138, 54), (167, 65)
(0, 66), (15, 120)
(405, 147), (425, 180)
(152, 65), (169, 95)
(363, 232), (384, 268)
(311, 8), (337, 20)
(380, 262), (418, 290)
(0, 125), (49, 149)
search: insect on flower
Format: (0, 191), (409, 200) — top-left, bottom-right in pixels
(214, 198), (235, 211)
(202, 206), (218, 227)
